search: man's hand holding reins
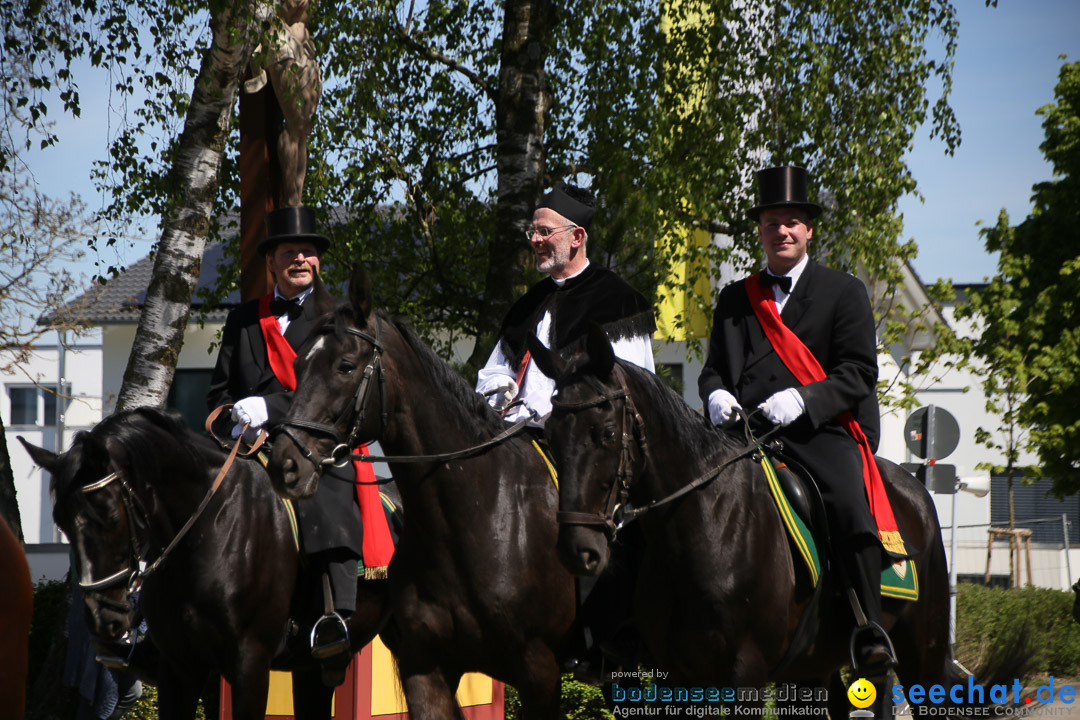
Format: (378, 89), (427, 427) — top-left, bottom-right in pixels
(706, 389), (742, 428)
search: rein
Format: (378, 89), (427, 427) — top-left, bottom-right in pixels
(551, 367), (780, 538)
(276, 314), (534, 478)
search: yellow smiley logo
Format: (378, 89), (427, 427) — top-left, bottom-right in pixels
(847, 678), (877, 708)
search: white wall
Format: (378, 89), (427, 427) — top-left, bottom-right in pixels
(2, 333), (104, 579)
(101, 321), (224, 414)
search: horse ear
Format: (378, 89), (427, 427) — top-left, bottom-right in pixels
(527, 333), (566, 380)
(17, 436), (59, 473)
(585, 323), (616, 379)
(307, 270), (336, 317)
(349, 263), (374, 321)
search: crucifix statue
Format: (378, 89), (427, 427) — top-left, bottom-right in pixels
(239, 0), (322, 300)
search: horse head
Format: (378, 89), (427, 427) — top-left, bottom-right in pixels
(270, 263), (388, 499)
(528, 323), (645, 577)
(19, 432), (143, 642)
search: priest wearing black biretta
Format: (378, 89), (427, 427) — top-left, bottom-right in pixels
(476, 183), (656, 426)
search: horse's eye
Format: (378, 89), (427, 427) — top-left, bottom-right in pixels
(601, 426), (617, 444)
(337, 360), (357, 375)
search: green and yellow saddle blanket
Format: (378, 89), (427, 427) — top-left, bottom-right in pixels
(759, 455), (918, 601)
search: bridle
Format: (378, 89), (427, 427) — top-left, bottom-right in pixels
(274, 314), (533, 474)
(550, 365), (777, 541)
(276, 317), (388, 468)
(76, 471), (150, 612)
(550, 365), (647, 541)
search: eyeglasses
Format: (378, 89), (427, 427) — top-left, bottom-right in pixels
(524, 225), (577, 241)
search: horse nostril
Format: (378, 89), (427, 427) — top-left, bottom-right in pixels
(282, 457), (299, 485)
(580, 549), (600, 573)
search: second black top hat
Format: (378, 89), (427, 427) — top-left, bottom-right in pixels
(747, 166), (823, 222)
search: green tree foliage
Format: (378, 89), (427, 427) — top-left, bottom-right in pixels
(962, 59), (1080, 497)
(5, 0), (963, 381)
(280, 0), (962, 375)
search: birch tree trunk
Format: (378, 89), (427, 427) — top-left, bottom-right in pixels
(115, 0), (259, 411)
(467, 0), (556, 369)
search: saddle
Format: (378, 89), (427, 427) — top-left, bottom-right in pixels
(758, 446), (916, 676)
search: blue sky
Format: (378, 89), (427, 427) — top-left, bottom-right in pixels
(24, 1), (1080, 286)
(900, 0), (1080, 285)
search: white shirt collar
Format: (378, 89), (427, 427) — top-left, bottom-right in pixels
(274, 285), (314, 305)
(552, 259), (590, 288)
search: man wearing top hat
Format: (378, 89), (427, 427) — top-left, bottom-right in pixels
(207, 206), (385, 676)
(476, 183), (657, 425)
(697, 165), (897, 671)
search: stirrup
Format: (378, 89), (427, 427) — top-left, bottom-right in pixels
(95, 653), (131, 670)
(849, 621), (897, 676)
(95, 627), (142, 670)
(310, 612), (350, 660)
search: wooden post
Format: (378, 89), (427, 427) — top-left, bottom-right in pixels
(1024, 530), (1034, 587)
(238, 82), (284, 302)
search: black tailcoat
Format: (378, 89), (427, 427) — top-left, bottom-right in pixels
(207, 296), (364, 555)
(697, 259), (880, 542)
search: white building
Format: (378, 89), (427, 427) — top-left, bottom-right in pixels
(3, 332), (104, 580)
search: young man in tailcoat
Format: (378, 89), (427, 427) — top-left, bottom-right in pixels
(697, 165), (898, 671)
(207, 206), (390, 673)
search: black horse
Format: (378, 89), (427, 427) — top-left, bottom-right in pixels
(527, 325), (959, 716)
(20, 408), (390, 720)
(268, 265), (578, 720)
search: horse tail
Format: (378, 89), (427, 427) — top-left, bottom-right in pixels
(930, 623), (1035, 711)
(0, 514), (33, 720)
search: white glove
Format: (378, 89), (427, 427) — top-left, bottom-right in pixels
(231, 396), (269, 430)
(706, 389), (742, 427)
(230, 424), (262, 443)
(487, 380), (519, 411)
(758, 388), (806, 427)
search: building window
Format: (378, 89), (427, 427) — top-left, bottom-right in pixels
(990, 474), (1080, 544)
(8, 386), (59, 427)
(167, 370), (215, 431)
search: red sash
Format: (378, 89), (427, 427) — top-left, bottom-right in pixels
(258, 295), (395, 576)
(745, 274), (907, 557)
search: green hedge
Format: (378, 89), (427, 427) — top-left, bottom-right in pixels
(504, 675), (614, 720)
(28, 579), (67, 688)
(956, 582), (1080, 678)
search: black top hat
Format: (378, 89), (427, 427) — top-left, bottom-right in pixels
(258, 206), (331, 255)
(747, 166), (822, 222)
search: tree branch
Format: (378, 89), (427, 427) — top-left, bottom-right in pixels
(394, 24), (497, 102)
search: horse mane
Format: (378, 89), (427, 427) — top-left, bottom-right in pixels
(386, 314), (510, 440)
(93, 407), (222, 486)
(317, 305), (508, 442)
(51, 408), (221, 526)
(612, 358), (744, 461)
